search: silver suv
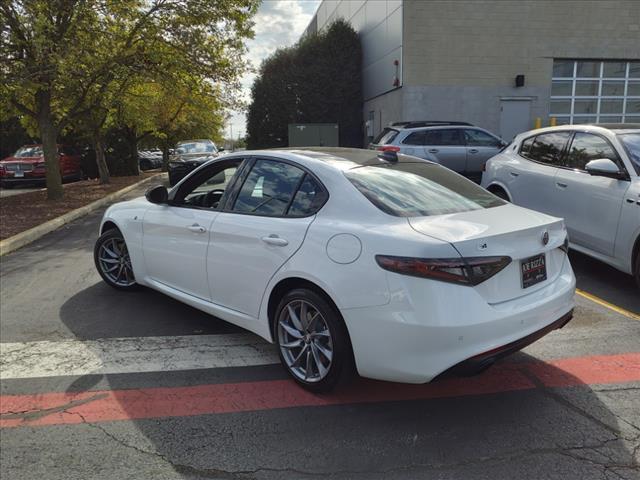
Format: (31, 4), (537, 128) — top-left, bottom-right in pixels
(369, 121), (507, 182)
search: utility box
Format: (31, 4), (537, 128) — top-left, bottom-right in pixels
(288, 123), (339, 147)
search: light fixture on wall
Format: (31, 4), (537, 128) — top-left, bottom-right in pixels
(515, 74), (525, 87)
(393, 59), (400, 87)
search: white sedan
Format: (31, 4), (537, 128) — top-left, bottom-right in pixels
(482, 124), (640, 288)
(95, 148), (575, 392)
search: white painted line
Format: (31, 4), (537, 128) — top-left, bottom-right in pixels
(0, 334), (279, 380)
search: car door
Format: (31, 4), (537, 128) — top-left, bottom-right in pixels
(142, 158), (245, 300)
(419, 128), (467, 173)
(462, 128), (504, 179)
(508, 131), (572, 216)
(207, 158), (328, 318)
(553, 132), (629, 256)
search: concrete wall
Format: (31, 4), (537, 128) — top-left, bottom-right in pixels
(308, 0), (403, 101)
(401, 0), (640, 136)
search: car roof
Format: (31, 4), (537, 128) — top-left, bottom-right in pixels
(177, 139), (214, 144)
(391, 121), (472, 129)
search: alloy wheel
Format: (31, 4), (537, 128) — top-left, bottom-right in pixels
(277, 299), (334, 383)
(97, 237), (135, 287)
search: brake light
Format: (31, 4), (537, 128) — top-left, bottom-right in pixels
(377, 145), (400, 153)
(375, 255), (512, 286)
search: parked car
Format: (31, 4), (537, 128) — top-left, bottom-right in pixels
(482, 124), (640, 287)
(168, 139), (221, 186)
(0, 144), (82, 187)
(138, 150), (163, 171)
(369, 121), (507, 182)
(94, 147), (575, 392)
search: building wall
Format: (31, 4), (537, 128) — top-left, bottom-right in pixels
(401, 0), (640, 137)
(308, 0), (403, 101)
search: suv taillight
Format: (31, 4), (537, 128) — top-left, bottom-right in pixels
(375, 255), (512, 286)
(377, 145), (400, 153)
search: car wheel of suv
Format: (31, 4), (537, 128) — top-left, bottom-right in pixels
(94, 229), (138, 291)
(275, 288), (353, 393)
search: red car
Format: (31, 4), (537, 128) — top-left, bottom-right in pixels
(0, 145), (83, 187)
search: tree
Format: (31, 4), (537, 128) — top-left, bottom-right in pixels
(1, 0), (258, 199)
(247, 20), (362, 149)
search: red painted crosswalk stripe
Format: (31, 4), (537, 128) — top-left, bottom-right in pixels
(1, 352), (638, 428)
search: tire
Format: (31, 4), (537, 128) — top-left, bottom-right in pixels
(490, 186), (509, 201)
(634, 254), (640, 290)
(274, 288), (353, 393)
(94, 229), (138, 291)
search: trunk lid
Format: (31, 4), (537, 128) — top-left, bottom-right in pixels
(408, 203), (567, 304)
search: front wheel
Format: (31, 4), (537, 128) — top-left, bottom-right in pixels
(275, 289), (353, 393)
(94, 229), (138, 291)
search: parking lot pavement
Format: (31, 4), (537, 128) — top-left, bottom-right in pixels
(1, 186), (639, 480)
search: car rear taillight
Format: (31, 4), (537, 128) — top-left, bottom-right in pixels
(375, 255), (512, 286)
(377, 145), (400, 153)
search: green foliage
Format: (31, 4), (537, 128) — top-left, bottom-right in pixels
(247, 20), (363, 149)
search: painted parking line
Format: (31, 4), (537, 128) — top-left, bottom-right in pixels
(0, 334), (279, 380)
(576, 288), (640, 320)
(1, 352), (638, 429)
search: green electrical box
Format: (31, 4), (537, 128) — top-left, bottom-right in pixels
(288, 123), (339, 147)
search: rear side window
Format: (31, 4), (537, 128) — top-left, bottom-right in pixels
(372, 128), (399, 145)
(525, 132), (571, 166)
(233, 160), (305, 216)
(287, 175), (328, 216)
(424, 129), (465, 146)
(402, 132), (426, 145)
(565, 132), (619, 170)
(345, 163), (505, 217)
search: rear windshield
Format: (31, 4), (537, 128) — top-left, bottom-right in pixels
(372, 128), (399, 145)
(345, 162), (505, 217)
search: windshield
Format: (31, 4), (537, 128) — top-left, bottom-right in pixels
(345, 162), (505, 217)
(617, 133), (640, 174)
(14, 146), (43, 158)
(176, 141), (216, 154)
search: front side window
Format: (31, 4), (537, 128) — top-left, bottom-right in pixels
(424, 129), (465, 146)
(175, 160), (242, 209)
(345, 162), (504, 217)
(464, 129), (500, 147)
(233, 160), (306, 216)
(527, 132), (571, 166)
(565, 133), (619, 170)
(618, 133), (640, 174)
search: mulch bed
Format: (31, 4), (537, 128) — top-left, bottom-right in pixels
(0, 173), (158, 240)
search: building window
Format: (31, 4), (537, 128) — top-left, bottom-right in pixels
(550, 60), (640, 124)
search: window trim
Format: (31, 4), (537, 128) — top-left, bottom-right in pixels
(224, 156), (329, 219)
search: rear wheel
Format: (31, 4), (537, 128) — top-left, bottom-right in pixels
(275, 289), (353, 393)
(94, 229), (138, 291)
(489, 185), (509, 201)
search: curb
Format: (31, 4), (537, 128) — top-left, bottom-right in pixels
(0, 173), (165, 257)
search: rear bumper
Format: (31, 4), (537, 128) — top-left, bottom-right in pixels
(342, 255), (576, 383)
(433, 309), (573, 380)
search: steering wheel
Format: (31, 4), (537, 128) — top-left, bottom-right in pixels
(204, 189), (226, 208)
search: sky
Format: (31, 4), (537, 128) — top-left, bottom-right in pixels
(227, 0), (322, 140)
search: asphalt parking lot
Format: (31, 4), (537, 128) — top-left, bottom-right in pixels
(1, 183), (638, 480)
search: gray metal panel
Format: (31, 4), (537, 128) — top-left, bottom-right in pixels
(288, 124), (339, 147)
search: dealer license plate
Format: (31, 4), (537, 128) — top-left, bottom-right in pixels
(521, 253), (546, 289)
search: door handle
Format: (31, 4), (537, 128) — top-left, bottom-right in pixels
(468, 149), (479, 154)
(428, 149), (439, 153)
(187, 224), (206, 233)
(556, 182), (568, 188)
(509, 171), (519, 177)
(261, 235), (289, 246)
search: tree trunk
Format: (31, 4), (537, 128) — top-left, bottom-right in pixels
(124, 128), (140, 176)
(93, 133), (110, 184)
(161, 143), (170, 172)
(36, 89), (63, 200)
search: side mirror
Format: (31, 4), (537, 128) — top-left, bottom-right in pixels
(145, 184), (168, 204)
(217, 147), (225, 152)
(585, 158), (626, 180)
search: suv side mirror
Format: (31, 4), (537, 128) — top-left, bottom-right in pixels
(145, 184), (168, 204)
(585, 158), (626, 180)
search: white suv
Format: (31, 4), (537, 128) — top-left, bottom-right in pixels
(482, 124), (640, 287)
